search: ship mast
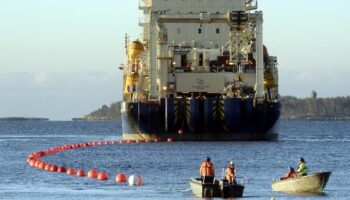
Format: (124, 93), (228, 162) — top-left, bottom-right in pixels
(254, 11), (265, 102)
(149, 12), (158, 100)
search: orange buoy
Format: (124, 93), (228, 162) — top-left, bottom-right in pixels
(44, 164), (52, 171)
(119, 140), (125, 144)
(167, 138), (173, 143)
(27, 157), (32, 163)
(178, 129), (184, 135)
(116, 173), (127, 183)
(66, 168), (75, 175)
(112, 140), (117, 145)
(77, 169), (86, 177)
(136, 139), (142, 143)
(98, 141), (104, 145)
(97, 171), (108, 181)
(50, 165), (58, 172)
(88, 169), (99, 179)
(127, 139), (132, 143)
(27, 157), (33, 163)
(34, 160), (42, 168)
(144, 139), (150, 143)
(154, 138), (160, 142)
(57, 166), (67, 173)
(105, 141), (111, 145)
(35, 151), (44, 158)
(39, 162), (46, 169)
(29, 159), (36, 167)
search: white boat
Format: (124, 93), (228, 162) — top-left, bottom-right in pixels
(189, 178), (244, 198)
(272, 171), (331, 193)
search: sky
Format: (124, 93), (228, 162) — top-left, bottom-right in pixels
(0, 0), (349, 120)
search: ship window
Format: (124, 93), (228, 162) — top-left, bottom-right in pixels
(198, 28), (202, 34)
(181, 55), (187, 67)
(177, 28), (181, 34)
(216, 28), (220, 34)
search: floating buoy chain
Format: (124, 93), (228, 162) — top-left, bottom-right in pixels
(26, 139), (179, 185)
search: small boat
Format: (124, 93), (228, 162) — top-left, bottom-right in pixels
(272, 171), (331, 193)
(189, 178), (244, 198)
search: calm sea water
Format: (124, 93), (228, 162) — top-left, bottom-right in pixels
(0, 120), (349, 200)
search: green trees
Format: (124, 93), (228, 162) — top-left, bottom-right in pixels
(83, 102), (121, 120)
(281, 96), (350, 120)
(83, 96), (350, 120)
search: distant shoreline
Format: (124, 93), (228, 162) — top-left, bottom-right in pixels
(71, 117), (350, 122)
(0, 117), (49, 121)
(281, 117), (350, 121)
(1, 117), (349, 122)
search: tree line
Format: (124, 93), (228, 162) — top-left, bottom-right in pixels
(82, 96), (350, 121)
(281, 96), (350, 120)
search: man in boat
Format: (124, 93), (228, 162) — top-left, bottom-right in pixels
(297, 157), (308, 176)
(225, 161), (236, 184)
(280, 167), (297, 180)
(200, 157), (215, 183)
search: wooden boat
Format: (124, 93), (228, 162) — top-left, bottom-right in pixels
(272, 171), (331, 193)
(189, 178), (244, 198)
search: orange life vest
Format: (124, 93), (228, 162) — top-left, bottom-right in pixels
(200, 161), (215, 176)
(226, 166), (235, 182)
(282, 170), (297, 180)
(287, 171), (297, 178)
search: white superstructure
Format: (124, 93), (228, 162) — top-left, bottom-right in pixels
(123, 0), (279, 103)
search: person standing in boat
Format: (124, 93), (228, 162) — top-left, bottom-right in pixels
(297, 157), (308, 176)
(200, 157), (215, 183)
(225, 161), (236, 184)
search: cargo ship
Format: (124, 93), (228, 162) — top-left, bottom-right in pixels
(121, 0), (281, 141)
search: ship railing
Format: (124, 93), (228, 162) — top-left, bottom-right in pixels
(141, 54), (149, 76)
(139, 17), (149, 27)
(142, 26), (150, 43)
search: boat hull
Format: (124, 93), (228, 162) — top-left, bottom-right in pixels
(189, 178), (244, 198)
(272, 171), (331, 193)
(122, 98), (281, 141)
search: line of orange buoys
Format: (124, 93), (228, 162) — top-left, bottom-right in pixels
(27, 138), (175, 186)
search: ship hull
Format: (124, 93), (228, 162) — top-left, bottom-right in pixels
(122, 98), (281, 141)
